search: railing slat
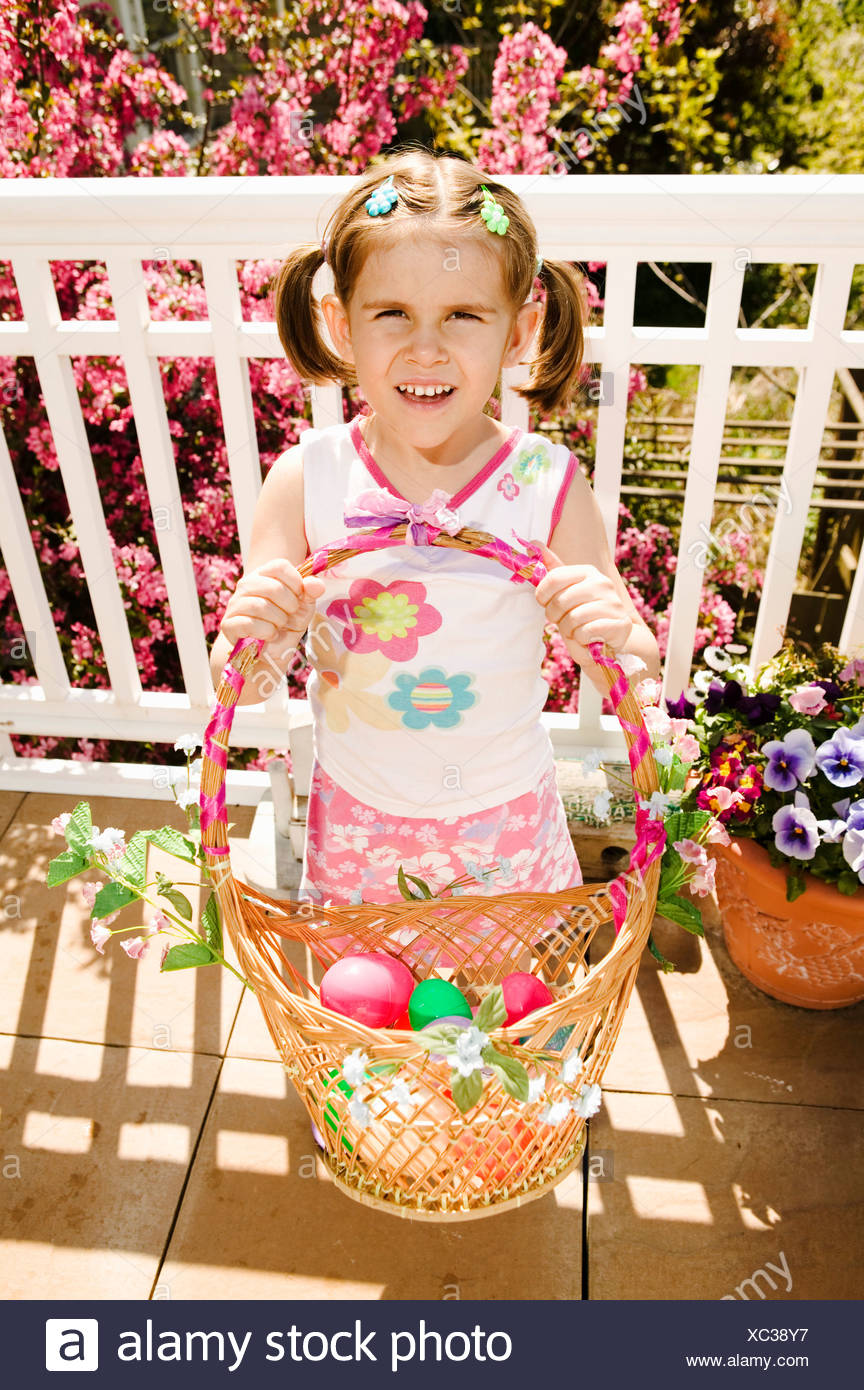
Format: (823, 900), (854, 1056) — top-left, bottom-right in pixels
(11, 255), (143, 708)
(0, 423), (70, 699)
(198, 255), (263, 562)
(751, 257), (858, 671)
(105, 255), (215, 707)
(662, 260), (747, 701)
(580, 254), (640, 744)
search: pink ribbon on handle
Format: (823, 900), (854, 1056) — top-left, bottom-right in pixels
(344, 487), (463, 546)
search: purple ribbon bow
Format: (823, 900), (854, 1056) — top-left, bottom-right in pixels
(344, 487), (463, 546)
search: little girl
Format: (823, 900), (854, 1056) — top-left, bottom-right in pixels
(213, 149), (661, 912)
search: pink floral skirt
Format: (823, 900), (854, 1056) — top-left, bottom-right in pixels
(298, 757), (582, 965)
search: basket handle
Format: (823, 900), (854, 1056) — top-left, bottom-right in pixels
(199, 518), (665, 920)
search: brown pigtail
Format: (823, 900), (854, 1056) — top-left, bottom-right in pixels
(512, 260), (590, 419)
(269, 247), (357, 389)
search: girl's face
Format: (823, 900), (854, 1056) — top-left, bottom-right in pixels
(320, 234), (541, 440)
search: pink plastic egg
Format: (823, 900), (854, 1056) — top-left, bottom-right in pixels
(501, 971), (554, 1026)
(320, 952), (415, 1029)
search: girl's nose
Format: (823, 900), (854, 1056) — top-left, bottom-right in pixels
(405, 326), (446, 362)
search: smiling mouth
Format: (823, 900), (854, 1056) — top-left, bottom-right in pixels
(396, 384), (456, 404)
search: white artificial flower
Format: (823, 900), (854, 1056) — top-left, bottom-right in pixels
(88, 827), (126, 855)
(188, 758), (203, 780)
(653, 744), (675, 767)
(175, 787), (199, 811)
(580, 747), (602, 773)
(617, 652), (648, 677)
(174, 734), (201, 755)
(540, 1100), (571, 1126)
(527, 1075), (547, 1104)
(341, 1049), (370, 1088)
(383, 1079), (419, 1115)
(572, 1082), (603, 1118)
(561, 1053), (584, 1084)
(450, 1026), (489, 1078)
(348, 1093), (371, 1129)
(638, 790), (677, 821)
(592, 789), (612, 822)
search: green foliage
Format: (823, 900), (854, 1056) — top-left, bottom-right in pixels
(91, 881), (137, 919)
(46, 849), (87, 887)
(161, 943), (218, 971)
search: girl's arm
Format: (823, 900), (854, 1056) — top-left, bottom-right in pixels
(210, 444), (319, 706)
(535, 461), (662, 696)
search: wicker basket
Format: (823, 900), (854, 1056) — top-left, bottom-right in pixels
(199, 517), (666, 1220)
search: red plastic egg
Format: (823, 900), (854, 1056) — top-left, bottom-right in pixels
(501, 971), (554, 1026)
(320, 952), (415, 1029)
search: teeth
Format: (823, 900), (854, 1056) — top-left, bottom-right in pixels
(398, 384), (453, 397)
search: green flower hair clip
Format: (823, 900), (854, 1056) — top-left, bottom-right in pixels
(479, 185), (509, 236)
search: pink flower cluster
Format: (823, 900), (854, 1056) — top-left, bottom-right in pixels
(478, 23), (570, 174)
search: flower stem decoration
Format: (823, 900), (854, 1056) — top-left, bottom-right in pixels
(479, 185), (509, 236)
(46, 736), (253, 989)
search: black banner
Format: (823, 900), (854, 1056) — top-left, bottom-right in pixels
(2, 1299), (856, 1386)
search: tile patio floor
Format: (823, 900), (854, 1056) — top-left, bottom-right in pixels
(1, 788), (862, 1301)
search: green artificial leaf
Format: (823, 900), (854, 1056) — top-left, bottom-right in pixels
(785, 871), (807, 903)
(415, 1024), (465, 1050)
(64, 802), (93, 855)
(397, 865), (419, 900)
(46, 848), (87, 887)
(660, 807), (711, 844)
(647, 931), (677, 973)
(837, 872), (864, 897)
(655, 893), (705, 936)
(473, 985), (507, 1033)
(160, 943), (217, 972)
(144, 826), (199, 864)
(201, 893), (222, 954)
(91, 881), (137, 920)
(158, 886), (193, 921)
(396, 865), (433, 900)
(484, 1049), (530, 1102)
(451, 1069), (483, 1114)
(112, 831), (148, 889)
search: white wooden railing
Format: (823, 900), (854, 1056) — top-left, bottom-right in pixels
(1, 174), (864, 803)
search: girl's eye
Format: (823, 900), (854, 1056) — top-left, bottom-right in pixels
(375, 310), (478, 320)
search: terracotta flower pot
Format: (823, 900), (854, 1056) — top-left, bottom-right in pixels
(710, 837), (864, 1009)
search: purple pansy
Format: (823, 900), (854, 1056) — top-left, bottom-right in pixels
(704, 679), (743, 714)
(842, 827), (864, 878)
(761, 728), (817, 792)
(665, 691), (696, 720)
(772, 791), (820, 860)
(813, 727), (864, 788)
(737, 691), (782, 722)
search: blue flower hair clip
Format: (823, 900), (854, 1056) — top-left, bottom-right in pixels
(479, 185), (509, 236)
(365, 174), (398, 218)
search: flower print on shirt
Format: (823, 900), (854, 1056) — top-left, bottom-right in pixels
(497, 472), (520, 501)
(512, 442), (552, 484)
(325, 579), (442, 661)
(306, 615), (402, 734)
(388, 666), (477, 730)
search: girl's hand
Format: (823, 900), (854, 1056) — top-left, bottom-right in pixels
(530, 540), (634, 653)
(219, 559), (326, 653)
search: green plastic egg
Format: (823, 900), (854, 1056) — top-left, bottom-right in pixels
(408, 978), (472, 1031)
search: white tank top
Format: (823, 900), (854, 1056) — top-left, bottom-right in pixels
(298, 417), (579, 818)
